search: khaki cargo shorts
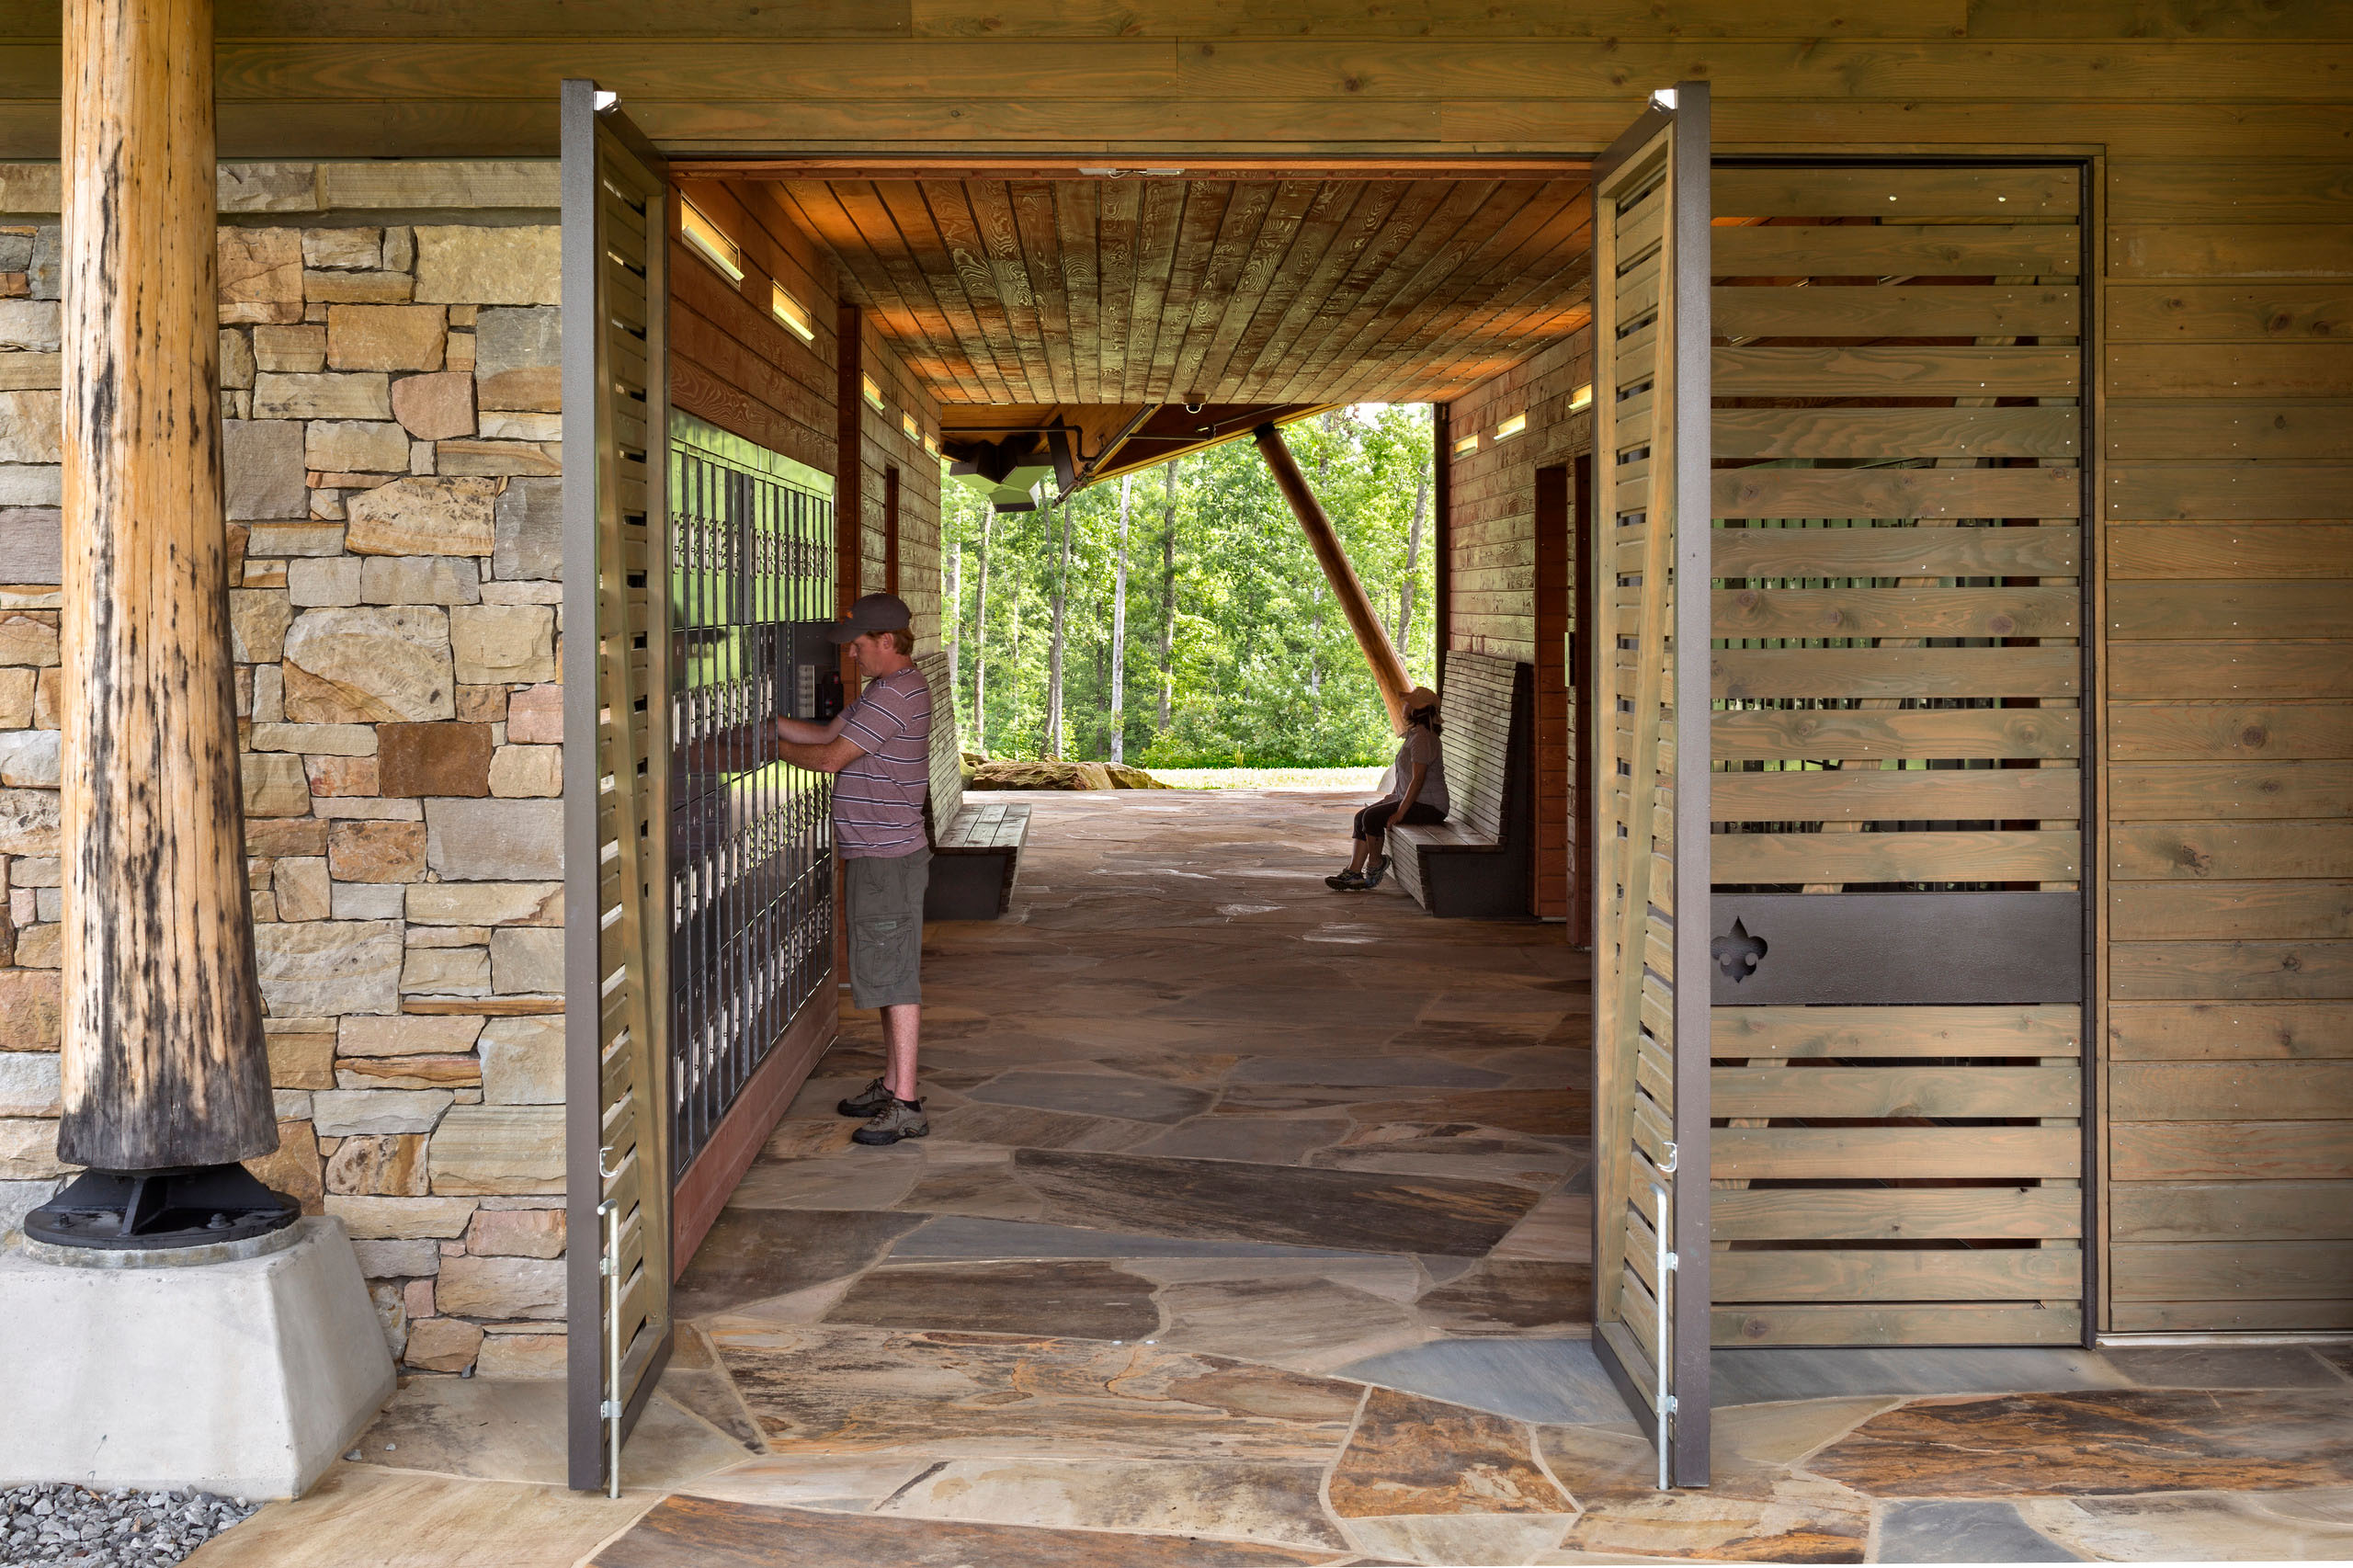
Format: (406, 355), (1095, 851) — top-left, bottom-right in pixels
(845, 846), (930, 1009)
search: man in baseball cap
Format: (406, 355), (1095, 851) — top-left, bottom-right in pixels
(826, 591), (915, 644)
(768, 593), (938, 1145)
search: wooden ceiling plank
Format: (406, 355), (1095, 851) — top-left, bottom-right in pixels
(1124, 177), (1188, 404)
(1272, 177), (1513, 405)
(1211, 178), (1372, 402)
(1009, 178), (1076, 404)
(1168, 177), (1279, 404)
(1053, 180), (1103, 403)
(962, 178), (1055, 402)
(1380, 185), (1591, 399)
(1250, 177), (1482, 403)
(1228, 176), (1415, 403)
(827, 178), (992, 405)
(1146, 181), (1234, 403)
(1188, 176), (1322, 403)
(1305, 177), (1558, 395)
(1293, 177), (1565, 405)
(868, 177), (1006, 403)
(1094, 177), (1142, 408)
(918, 176), (1034, 402)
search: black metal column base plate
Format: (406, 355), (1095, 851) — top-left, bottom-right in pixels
(25, 1163), (301, 1251)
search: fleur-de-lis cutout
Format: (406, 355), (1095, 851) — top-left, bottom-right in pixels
(1712, 916), (1768, 983)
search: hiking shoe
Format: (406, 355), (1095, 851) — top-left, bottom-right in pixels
(851, 1097), (929, 1146)
(1360, 858), (1389, 890)
(836, 1076), (895, 1119)
(1324, 870), (1367, 891)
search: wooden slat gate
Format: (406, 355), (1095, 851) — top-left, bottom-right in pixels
(563, 79), (675, 1494)
(1589, 84), (1713, 1488)
(1707, 162), (2092, 1348)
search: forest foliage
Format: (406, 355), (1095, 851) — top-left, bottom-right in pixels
(938, 404), (1438, 769)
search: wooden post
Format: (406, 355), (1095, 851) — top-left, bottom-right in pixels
(1251, 423), (1411, 728)
(57, 0), (276, 1170)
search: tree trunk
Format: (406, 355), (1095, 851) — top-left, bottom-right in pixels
(60, 0), (275, 1170)
(1156, 460), (1178, 733)
(1395, 468), (1429, 652)
(970, 510), (992, 748)
(1006, 594), (1023, 753)
(1043, 498), (1072, 759)
(1108, 473), (1131, 764)
(945, 538), (961, 699)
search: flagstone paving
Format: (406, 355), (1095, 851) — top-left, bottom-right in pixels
(188, 790), (2353, 1566)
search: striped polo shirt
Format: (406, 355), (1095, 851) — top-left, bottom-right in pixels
(832, 664), (932, 858)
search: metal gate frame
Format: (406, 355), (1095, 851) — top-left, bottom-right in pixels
(1587, 80), (1713, 1489)
(562, 77), (675, 1495)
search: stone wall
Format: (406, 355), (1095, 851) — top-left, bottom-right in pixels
(0, 162), (569, 1379)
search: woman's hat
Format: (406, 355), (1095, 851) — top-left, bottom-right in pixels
(1404, 685), (1438, 711)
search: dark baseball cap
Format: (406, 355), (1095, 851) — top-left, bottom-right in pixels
(827, 592), (913, 642)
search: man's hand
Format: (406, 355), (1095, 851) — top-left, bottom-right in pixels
(773, 720), (868, 776)
(774, 712), (848, 747)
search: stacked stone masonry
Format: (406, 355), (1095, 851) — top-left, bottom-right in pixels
(0, 162), (568, 1381)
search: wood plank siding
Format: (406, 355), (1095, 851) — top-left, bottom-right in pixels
(2101, 142), (2353, 1332)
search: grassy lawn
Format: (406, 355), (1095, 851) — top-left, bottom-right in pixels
(1147, 766), (1384, 791)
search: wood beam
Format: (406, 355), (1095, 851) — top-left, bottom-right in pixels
(1251, 422), (1411, 729)
(59, 0), (275, 1169)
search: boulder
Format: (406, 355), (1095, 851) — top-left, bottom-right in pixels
(965, 756), (1169, 791)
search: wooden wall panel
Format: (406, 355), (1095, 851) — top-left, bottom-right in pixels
(2106, 141), (2353, 1331)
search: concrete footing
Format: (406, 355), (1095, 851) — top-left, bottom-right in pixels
(0, 1216), (395, 1498)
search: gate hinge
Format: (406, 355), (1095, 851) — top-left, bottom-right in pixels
(1663, 1394), (1680, 1415)
(599, 1400), (622, 1419)
(1663, 1251), (1679, 1271)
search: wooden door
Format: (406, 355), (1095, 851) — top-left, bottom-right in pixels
(562, 78), (675, 1493)
(1707, 163), (2091, 1347)
(1589, 83), (1713, 1489)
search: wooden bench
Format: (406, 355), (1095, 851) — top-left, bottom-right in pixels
(1387, 650), (1536, 918)
(915, 652), (1029, 919)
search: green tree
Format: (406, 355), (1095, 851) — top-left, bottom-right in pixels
(939, 403), (1436, 768)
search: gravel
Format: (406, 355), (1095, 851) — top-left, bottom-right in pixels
(0, 1483), (257, 1567)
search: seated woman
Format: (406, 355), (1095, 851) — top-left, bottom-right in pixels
(1327, 685), (1448, 891)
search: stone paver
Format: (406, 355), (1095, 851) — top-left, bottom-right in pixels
(196, 791), (2353, 1564)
